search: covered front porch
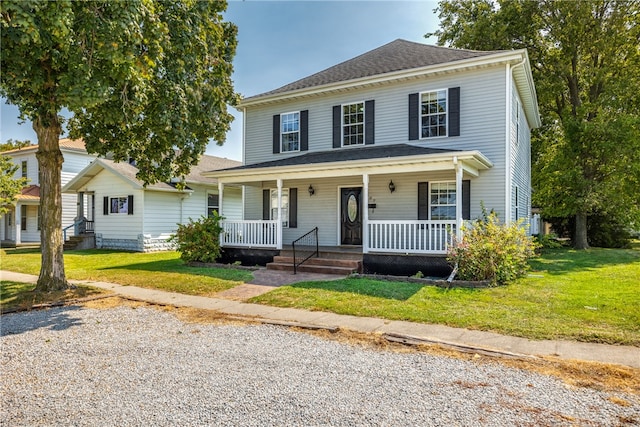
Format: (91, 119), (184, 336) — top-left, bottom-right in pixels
(209, 145), (493, 259)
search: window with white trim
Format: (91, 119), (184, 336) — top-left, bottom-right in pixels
(109, 197), (129, 214)
(430, 182), (456, 220)
(21, 161), (27, 178)
(421, 89), (447, 138)
(270, 188), (289, 228)
(342, 102), (364, 146)
(207, 193), (219, 217)
(280, 112), (300, 152)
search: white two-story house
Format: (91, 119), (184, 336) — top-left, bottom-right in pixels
(1, 139), (95, 246)
(206, 39), (540, 276)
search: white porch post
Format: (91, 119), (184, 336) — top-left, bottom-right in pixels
(362, 173), (369, 254)
(276, 178), (283, 249)
(15, 203), (21, 245)
(455, 157), (463, 240)
(218, 181), (224, 217)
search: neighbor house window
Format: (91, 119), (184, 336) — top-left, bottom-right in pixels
(20, 205), (27, 231)
(37, 207), (41, 231)
(270, 188), (289, 228)
(110, 197), (129, 214)
(430, 182), (456, 220)
(342, 102), (365, 146)
(21, 161), (27, 178)
(280, 112), (300, 152)
(421, 89), (448, 138)
(207, 193), (219, 217)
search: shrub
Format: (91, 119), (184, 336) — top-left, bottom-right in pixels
(533, 233), (565, 250)
(170, 213), (223, 263)
(447, 210), (538, 285)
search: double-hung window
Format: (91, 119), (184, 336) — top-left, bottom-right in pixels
(207, 193), (219, 217)
(270, 188), (289, 228)
(21, 161), (27, 178)
(430, 182), (456, 220)
(280, 112), (300, 152)
(342, 102), (365, 146)
(421, 89), (447, 138)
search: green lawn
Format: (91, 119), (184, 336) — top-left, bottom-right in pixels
(250, 245), (640, 346)
(0, 248), (253, 297)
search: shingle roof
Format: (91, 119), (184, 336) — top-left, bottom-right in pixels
(17, 185), (40, 201)
(245, 39), (501, 101)
(219, 144), (462, 172)
(1, 138), (86, 155)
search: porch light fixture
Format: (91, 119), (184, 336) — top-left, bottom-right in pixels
(308, 184), (315, 196)
(388, 180), (396, 193)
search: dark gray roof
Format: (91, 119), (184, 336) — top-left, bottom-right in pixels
(246, 39), (500, 101)
(218, 144), (461, 172)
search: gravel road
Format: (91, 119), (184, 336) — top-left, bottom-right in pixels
(1, 305), (638, 426)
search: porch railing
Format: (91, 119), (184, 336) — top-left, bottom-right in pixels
(220, 220), (279, 248)
(367, 220), (457, 254)
(292, 227), (319, 274)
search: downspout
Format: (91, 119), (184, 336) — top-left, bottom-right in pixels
(505, 55), (528, 224)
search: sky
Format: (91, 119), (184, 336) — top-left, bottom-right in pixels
(0, 0), (441, 161)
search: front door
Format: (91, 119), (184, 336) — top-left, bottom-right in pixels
(341, 187), (362, 245)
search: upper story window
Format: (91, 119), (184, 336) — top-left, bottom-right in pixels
(421, 89), (448, 138)
(342, 102), (365, 146)
(21, 160), (27, 178)
(280, 112), (300, 152)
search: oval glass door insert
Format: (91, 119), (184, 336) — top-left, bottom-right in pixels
(347, 194), (358, 222)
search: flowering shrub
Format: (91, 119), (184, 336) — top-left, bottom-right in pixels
(447, 210), (538, 285)
(170, 212), (223, 263)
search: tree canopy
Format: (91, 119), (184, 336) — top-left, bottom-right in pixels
(1, 0), (238, 290)
(428, 0), (640, 248)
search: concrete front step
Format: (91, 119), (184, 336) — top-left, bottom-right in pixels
(279, 248), (363, 261)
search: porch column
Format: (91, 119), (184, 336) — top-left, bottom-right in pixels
(218, 181), (224, 217)
(455, 158), (463, 240)
(362, 173), (369, 254)
(15, 203), (21, 245)
(276, 178), (283, 249)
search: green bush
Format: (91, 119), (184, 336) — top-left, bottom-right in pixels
(447, 211), (538, 285)
(533, 233), (565, 250)
(170, 213), (223, 263)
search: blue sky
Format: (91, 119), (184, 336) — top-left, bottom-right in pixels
(0, 1), (440, 161)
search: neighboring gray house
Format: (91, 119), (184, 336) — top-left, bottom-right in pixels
(1, 139), (96, 246)
(63, 155), (242, 252)
(205, 39), (540, 275)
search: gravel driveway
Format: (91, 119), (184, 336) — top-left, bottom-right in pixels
(2, 305), (638, 426)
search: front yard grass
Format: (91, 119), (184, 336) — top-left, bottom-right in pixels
(0, 248), (253, 298)
(250, 244), (640, 346)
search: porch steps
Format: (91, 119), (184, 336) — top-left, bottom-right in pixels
(267, 251), (362, 275)
(63, 234), (95, 251)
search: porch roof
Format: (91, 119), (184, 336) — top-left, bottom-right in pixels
(206, 144), (493, 184)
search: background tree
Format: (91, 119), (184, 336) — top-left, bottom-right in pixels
(428, 0), (640, 249)
(0, 139), (33, 152)
(0, 155), (29, 214)
(1, 0), (238, 290)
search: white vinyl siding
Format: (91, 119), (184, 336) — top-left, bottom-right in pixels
(510, 86), (532, 228)
(91, 169), (144, 239)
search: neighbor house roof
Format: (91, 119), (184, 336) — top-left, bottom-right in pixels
(63, 155), (241, 193)
(16, 185), (40, 201)
(1, 138), (86, 155)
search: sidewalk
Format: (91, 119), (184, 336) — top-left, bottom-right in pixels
(2, 270), (638, 369)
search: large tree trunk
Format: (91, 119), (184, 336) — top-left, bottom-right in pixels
(574, 212), (590, 250)
(34, 116), (68, 291)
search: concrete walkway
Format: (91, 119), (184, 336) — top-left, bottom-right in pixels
(2, 270), (638, 369)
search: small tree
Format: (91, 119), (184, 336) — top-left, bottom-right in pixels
(447, 210), (537, 285)
(171, 213), (224, 264)
(0, 155), (28, 214)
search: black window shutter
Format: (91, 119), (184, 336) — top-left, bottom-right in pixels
(462, 180), (470, 220)
(289, 188), (297, 228)
(272, 114), (280, 154)
(449, 87), (460, 137)
(365, 100), (375, 145)
(300, 110), (309, 151)
(418, 182), (429, 220)
(127, 195), (134, 215)
(332, 105), (341, 148)
(408, 93), (419, 140)
(103, 197), (109, 215)
(262, 189), (270, 220)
